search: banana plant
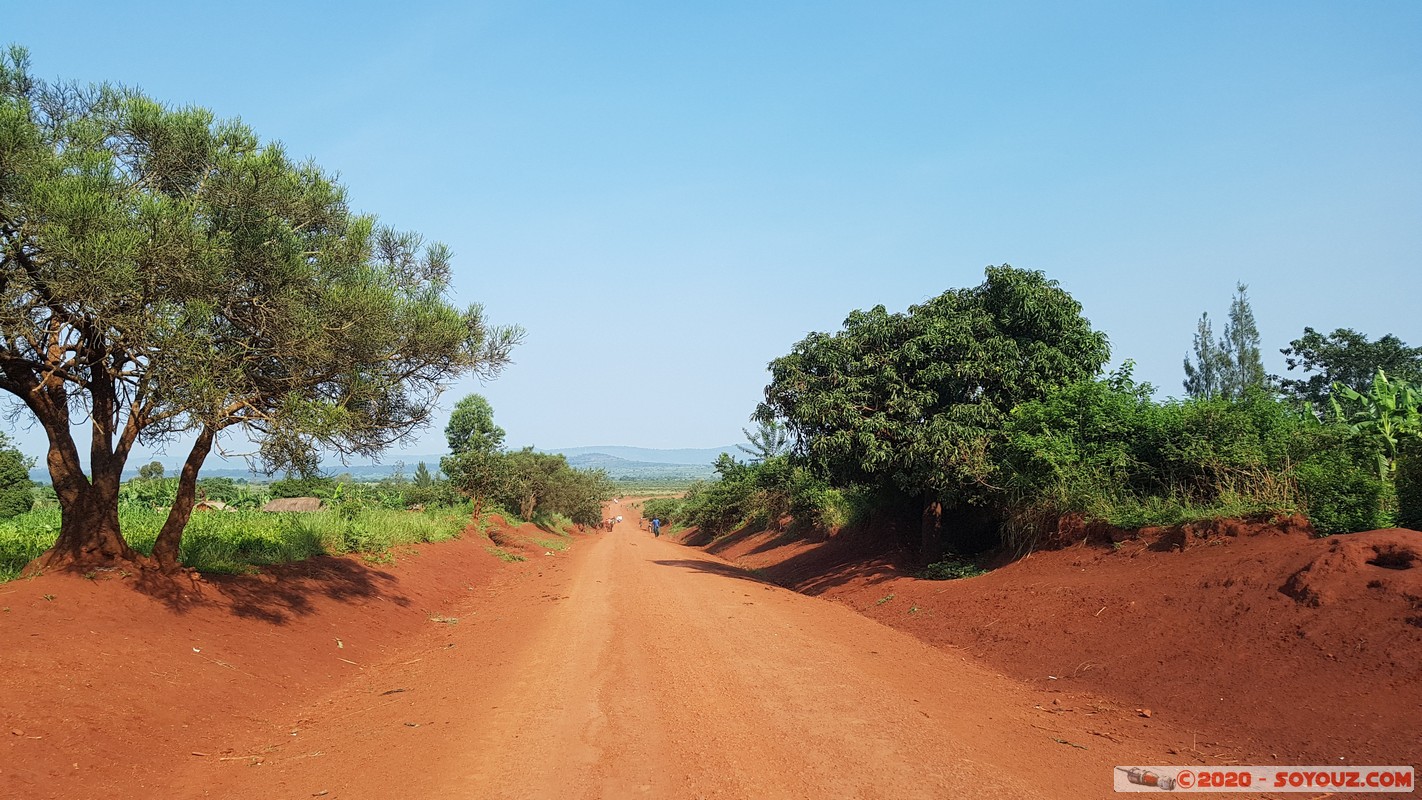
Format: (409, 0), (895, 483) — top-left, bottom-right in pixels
(1330, 369), (1422, 478)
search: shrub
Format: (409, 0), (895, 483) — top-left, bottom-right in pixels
(1394, 437), (1422, 530)
(1296, 441), (1394, 535)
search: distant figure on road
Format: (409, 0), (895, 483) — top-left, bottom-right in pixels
(616, 515), (623, 524)
(652, 518), (661, 537)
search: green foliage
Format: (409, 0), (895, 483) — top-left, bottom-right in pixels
(651, 454), (861, 538)
(919, 557), (987, 580)
(540, 465), (616, 527)
(0, 47), (521, 562)
(1396, 437), (1422, 531)
(0, 433), (34, 519)
(481, 448), (613, 526)
(760, 265), (1109, 505)
(1328, 369), (1422, 479)
(640, 497), (685, 525)
(1279, 327), (1422, 409)
(1001, 366), (1394, 542)
(402, 461), (452, 507)
(445, 394), (505, 455)
(737, 419), (791, 463)
(270, 474), (341, 499)
(1295, 448), (1393, 535)
(0, 505), (467, 580)
(1183, 283), (1269, 400)
(119, 476), (178, 509)
(1183, 312), (1227, 400)
(137, 462), (165, 481)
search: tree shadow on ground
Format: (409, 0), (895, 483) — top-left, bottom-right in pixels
(706, 520), (918, 596)
(129, 555), (410, 624)
(651, 559), (777, 585)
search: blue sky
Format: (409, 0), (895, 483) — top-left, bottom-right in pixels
(5, 1), (1421, 460)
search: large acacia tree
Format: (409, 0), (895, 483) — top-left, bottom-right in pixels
(758, 265), (1108, 559)
(0, 48), (521, 570)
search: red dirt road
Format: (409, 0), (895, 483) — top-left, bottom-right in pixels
(171, 517), (1192, 799)
(6, 510), (1418, 799)
(2, 513), (1201, 799)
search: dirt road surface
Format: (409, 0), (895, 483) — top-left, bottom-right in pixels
(153, 515), (1182, 800)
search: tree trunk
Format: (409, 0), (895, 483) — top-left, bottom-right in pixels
(520, 495), (535, 522)
(32, 466), (136, 572)
(152, 426), (216, 570)
(920, 497), (944, 565)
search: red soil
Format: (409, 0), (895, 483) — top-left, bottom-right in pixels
(689, 518), (1422, 767)
(0, 515), (552, 800)
(4, 505), (1418, 798)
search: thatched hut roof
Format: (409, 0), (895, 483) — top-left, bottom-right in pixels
(261, 497), (324, 513)
(194, 499), (234, 512)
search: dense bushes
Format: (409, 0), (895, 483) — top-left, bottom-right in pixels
(672, 358), (1415, 556)
(1396, 438), (1422, 531)
(999, 379), (1409, 541)
(642, 453), (859, 538)
(999, 369), (1392, 538)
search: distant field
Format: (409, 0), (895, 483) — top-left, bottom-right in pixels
(612, 479), (693, 496)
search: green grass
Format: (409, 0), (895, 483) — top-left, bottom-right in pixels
(486, 546), (525, 563)
(918, 557), (988, 581)
(0, 505), (470, 581)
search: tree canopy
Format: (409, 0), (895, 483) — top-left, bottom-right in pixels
(1279, 327), (1422, 409)
(758, 265), (1109, 556)
(0, 47), (521, 569)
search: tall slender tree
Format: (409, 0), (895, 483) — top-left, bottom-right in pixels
(1183, 312), (1227, 399)
(1222, 283), (1267, 397)
(1183, 283), (1267, 400)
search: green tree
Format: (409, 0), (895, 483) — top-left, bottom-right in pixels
(1183, 312), (1227, 400)
(759, 265), (1109, 560)
(1221, 283), (1268, 398)
(137, 461), (165, 481)
(542, 465), (615, 526)
(1184, 283), (1267, 400)
(0, 432), (34, 518)
(497, 448), (568, 522)
(441, 394), (510, 519)
(1278, 327), (1422, 409)
(445, 394), (505, 455)
(0, 49), (521, 571)
(737, 418), (791, 463)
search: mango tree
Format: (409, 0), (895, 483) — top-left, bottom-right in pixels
(0, 48), (521, 571)
(758, 265), (1109, 561)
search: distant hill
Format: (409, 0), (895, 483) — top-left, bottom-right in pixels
(563, 453), (716, 481)
(548, 445), (737, 466)
(26, 445), (739, 483)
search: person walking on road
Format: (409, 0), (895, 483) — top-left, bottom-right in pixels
(652, 518), (661, 537)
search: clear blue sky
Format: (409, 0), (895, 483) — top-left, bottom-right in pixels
(5, 1), (1421, 461)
